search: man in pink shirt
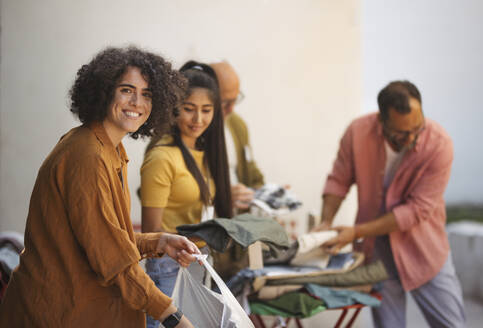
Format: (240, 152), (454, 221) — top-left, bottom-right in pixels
(314, 81), (465, 327)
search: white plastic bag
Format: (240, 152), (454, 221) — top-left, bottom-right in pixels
(171, 254), (254, 328)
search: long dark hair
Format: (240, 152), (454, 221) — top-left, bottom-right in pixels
(148, 61), (232, 218)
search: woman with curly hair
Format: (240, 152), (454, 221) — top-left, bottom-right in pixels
(140, 61), (232, 327)
(0, 47), (197, 328)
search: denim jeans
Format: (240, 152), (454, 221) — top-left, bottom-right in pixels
(145, 247), (209, 328)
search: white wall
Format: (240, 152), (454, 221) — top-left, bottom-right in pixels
(362, 0), (483, 205)
(0, 0), (361, 233)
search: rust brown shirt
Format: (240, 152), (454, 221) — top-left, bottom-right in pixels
(0, 122), (171, 327)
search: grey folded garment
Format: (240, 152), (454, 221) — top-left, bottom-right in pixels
(176, 213), (290, 254)
(263, 241), (299, 265)
(266, 260), (388, 287)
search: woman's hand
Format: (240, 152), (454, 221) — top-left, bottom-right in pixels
(156, 233), (201, 267)
(231, 183), (254, 210)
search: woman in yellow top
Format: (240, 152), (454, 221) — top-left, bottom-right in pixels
(140, 61), (232, 328)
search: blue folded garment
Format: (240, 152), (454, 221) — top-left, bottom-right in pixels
(305, 284), (381, 309)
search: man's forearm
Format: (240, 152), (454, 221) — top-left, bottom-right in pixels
(356, 212), (399, 239)
(320, 194), (344, 226)
(321, 211), (400, 253)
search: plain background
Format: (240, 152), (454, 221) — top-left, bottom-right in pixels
(0, 0), (361, 233)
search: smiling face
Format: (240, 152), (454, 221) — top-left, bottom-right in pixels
(102, 66), (152, 146)
(177, 87), (215, 149)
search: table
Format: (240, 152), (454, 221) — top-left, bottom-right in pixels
(249, 292), (382, 328)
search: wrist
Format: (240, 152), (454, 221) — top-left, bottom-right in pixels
(320, 217), (333, 226)
(161, 308), (184, 328)
(353, 225), (361, 240)
(156, 232), (168, 253)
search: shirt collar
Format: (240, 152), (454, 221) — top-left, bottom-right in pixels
(89, 121), (129, 166)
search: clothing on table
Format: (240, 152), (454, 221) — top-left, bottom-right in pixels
(225, 112), (265, 189)
(305, 284), (381, 309)
(263, 241), (299, 265)
(176, 213), (290, 254)
(324, 113), (453, 291)
(252, 183), (302, 212)
(266, 260), (388, 287)
(250, 292), (326, 318)
(0, 123), (170, 327)
(372, 237), (465, 328)
(290, 231), (338, 268)
(256, 283), (374, 301)
(257, 285), (303, 300)
(145, 246), (210, 328)
(224, 267), (264, 297)
(225, 253), (367, 296)
(140, 134), (215, 248)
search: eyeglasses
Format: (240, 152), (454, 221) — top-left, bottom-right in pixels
(221, 91), (245, 110)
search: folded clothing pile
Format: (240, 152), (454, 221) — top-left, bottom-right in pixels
(177, 213), (290, 255)
(249, 285), (381, 318)
(264, 230), (352, 269)
(247, 260), (387, 319)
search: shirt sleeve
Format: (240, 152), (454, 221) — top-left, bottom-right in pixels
(140, 148), (175, 208)
(135, 232), (163, 258)
(63, 153), (171, 318)
(115, 263), (172, 320)
(323, 124), (355, 198)
(246, 146), (265, 188)
(392, 138), (454, 231)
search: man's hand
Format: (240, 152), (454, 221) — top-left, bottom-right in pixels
(156, 233), (200, 267)
(322, 226), (358, 254)
(231, 183), (254, 210)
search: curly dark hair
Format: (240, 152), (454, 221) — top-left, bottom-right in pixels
(69, 46), (187, 139)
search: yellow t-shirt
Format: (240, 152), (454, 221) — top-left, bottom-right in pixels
(140, 135), (215, 236)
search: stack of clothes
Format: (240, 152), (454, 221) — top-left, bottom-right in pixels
(248, 258), (387, 318)
(224, 230), (389, 318)
(177, 216), (389, 319)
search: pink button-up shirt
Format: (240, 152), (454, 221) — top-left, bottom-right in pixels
(323, 113), (453, 291)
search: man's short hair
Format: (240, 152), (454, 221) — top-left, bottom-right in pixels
(377, 80), (421, 121)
